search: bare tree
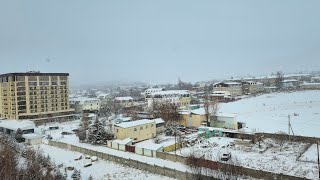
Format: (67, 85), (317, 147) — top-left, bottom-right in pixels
(203, 91), (219, 126)
(274, 131), (288, 152)
(99, 99), (123, 117)
(275, 71), (284, 90)
(0, 134), (67, 180)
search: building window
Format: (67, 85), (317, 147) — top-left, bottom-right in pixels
(140, 126), (143, 130)
(117, 129), (119, 133)
(134, 128), (137, 131)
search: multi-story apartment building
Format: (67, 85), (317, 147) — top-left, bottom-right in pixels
(0, 72), (75, 124)
(145, 90), (191, 110)
(213, 82), (242, 97)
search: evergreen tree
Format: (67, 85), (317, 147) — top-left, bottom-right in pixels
(15, 128), (24, 143)
(77, 114), (90, 142)
(88, 118), (114, 145)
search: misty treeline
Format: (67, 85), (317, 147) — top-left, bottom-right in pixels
(0, 133), (66, 180)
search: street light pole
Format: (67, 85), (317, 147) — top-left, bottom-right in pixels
(317, 142), (320, 179)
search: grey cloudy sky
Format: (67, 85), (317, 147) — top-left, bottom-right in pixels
(1, 0), (320, 85)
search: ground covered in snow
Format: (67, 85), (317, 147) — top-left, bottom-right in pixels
(176, 137), (319, 179)
(219, 90), (320, 137)
(299, 144), (320, 163)
(34, 144), (174, 180)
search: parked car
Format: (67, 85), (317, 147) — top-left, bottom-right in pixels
(220, 153), (231, 161)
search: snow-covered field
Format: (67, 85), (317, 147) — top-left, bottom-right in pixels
(219, 90), (320, 137)
(299, 144), (320, 163)
(176, 137), (319, 179)
(34, 144), (174, 180)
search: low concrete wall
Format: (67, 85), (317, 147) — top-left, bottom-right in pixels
(157, 152), (187, 164)
(158, 150), (305, 180)
(47, 140), (204, 180)
(48, 140), (305, 180)
(255, 132), (320, 144)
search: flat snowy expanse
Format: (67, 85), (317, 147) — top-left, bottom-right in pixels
(34, 144), (174, 180)
(219, 90), (320, 137)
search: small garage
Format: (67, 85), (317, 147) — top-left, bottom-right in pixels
(23, 134), (43, 145)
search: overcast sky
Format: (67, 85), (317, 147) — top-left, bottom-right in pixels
(1, 0), (320, 86)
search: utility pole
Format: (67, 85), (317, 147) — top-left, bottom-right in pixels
(288, 115), (291, 141)
(317, 142), (320, 179)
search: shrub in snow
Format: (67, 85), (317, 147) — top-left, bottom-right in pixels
(15, 128), (24, 143)
(71, 169), (81, 180)
(0, 134), (66, 180)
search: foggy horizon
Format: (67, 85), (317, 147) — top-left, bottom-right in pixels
(1, 0), (320, 86)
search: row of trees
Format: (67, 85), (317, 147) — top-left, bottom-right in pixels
(0, 134), (66, 180)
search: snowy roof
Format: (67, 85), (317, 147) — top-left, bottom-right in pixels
(135, 140), (164, 151)
(145, 88), (164, 92)
(264, 86), (277, 89)
(179, 110), (191, 115)
(0, 120), (35, 131)
(114, 97), (133, 101)
(283, 79), (298, 83)
(216, 113), (237, 118)
(301, 82), (320, 85)
(224, 82), (241, 85)
(87, 114), (96, 118)
(191, 108), (206, 115)
(22, 133), (43, 139)
(97, 93), (110, 97)
(113, 138), (133, 145)
(114, 119), (155, 128)
(70, 97), (100, 104)
(151, 90), (189, 95)
(152, 118), (165, 124)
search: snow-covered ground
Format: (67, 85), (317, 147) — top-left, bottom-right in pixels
(176, 137), (319, 179)
(35, 122), (189, 172)
(219, 90), (320, 137)
(34, 144), (174, 180)
(299, 144), (320, 163)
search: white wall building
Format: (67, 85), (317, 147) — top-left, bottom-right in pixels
(69, 97), (100, 113)
(114, 96), (134, 107)
(144, 88), (164, 96)
(145, 90), (191, 109)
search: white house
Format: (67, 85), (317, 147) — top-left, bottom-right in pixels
(69, 97), (101, 113)
(211, 113), (239, 130)
(97, 93), (111, 100)
(301, 82), (320, 90)
(23, 133), (43, 145)
(114, 97), (134, 107)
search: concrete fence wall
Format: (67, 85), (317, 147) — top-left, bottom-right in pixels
(47, 140), (305, 180)
(47, 140), (206, 180)
(157, 149), (305, 180)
